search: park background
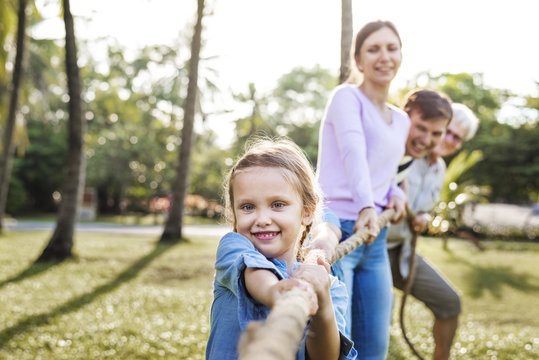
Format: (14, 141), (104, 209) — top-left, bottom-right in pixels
(1, 0), (538, 359)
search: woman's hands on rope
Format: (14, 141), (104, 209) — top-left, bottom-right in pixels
(306, 207), (400, 265)
(353, 196), (405, 245)
(354, 207), (379, 244)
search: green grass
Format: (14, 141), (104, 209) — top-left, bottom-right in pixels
(0, 230), (216, 359)
(388, 238), (539, 359)
(1, 232), (538, 359)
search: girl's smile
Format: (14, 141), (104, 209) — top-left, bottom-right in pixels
(251, 231), (280, 242)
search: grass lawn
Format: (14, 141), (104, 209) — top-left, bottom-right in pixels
(388, 239), (539, 359)
(1, 231), (538, 359)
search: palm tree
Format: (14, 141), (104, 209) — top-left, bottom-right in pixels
(0, 0), (27, 232)
(37, 0), (86, 261)
(339, 0), (353, 84)
(160, 0), (205, 243)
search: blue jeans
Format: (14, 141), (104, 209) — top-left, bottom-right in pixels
(332, 220), (393, 360)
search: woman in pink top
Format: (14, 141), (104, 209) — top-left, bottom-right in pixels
(316, 20), (410, 359)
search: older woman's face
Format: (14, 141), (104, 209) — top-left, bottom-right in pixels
(432, 121), (468, 157)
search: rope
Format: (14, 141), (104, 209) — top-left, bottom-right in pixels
(238, 286), (316, 360)
(332, 208), (395, 262)
(398, 205), (425, 360)
(238, 210), (397, 359)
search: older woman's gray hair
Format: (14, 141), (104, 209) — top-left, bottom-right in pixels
(451, 103), (479, 141)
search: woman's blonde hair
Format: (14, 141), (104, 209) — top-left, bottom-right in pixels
(223, 137), (322, 260)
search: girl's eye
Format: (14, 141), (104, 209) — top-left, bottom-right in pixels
(273, 201), (286, 209)
(367, 47), (378, 53)
(240, 204), (254, 211)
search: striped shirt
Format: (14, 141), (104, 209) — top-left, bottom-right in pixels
(395, 156), (414, 185)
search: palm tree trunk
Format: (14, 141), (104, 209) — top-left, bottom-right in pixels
(0, 0), (27, 232)
(339, 0), (353, 84)
(37, 0), (86, 262)
(160, 0), (205, 243)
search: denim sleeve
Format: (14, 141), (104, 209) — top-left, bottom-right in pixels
(322, 207), (341, 228)
(214, 232), (281, 330)
(338, 332), (357, 359)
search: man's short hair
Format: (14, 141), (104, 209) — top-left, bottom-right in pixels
(403, 89), (453, 122)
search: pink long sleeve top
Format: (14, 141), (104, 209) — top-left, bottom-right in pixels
(317, 84), (410, 220)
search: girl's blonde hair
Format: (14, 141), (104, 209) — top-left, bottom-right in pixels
(223, 137), (322, 260)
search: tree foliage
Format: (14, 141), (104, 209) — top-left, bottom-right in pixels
(82, 43), (179, 213)
(230, 65), (336, 166)
(429, 150), (488, 236)
(2, 17), (227, 217)
(10, 116), (66, 213)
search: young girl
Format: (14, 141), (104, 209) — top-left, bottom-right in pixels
(316, 20), (410, 359)
(205, 138), (357, 360)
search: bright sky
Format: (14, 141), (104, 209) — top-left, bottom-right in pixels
(35, 0), (539, 143)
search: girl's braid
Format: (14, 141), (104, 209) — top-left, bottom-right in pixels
(296, 223), (312, 262)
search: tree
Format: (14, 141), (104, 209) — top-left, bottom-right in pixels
(160, 0), (205, 243)
(339, 0), (353, 84)
(0, 0), (27, 232)
(37, 0), (86, 261)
